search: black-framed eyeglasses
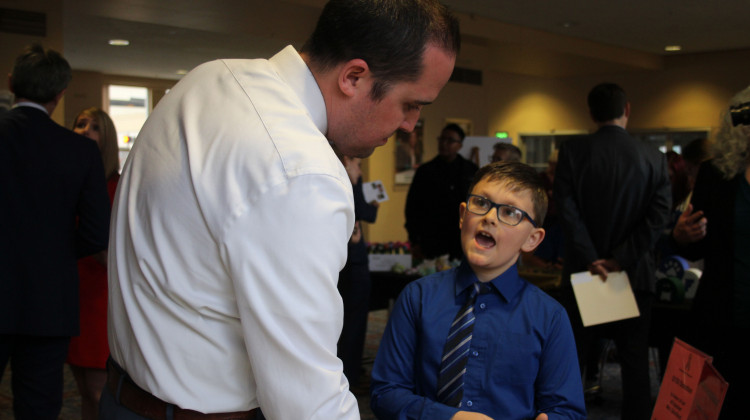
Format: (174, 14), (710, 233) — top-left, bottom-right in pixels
(437, 135), (461, 144)
(466, 194), (537, 227)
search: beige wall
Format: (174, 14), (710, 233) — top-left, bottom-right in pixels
(365, 48), (750, 243)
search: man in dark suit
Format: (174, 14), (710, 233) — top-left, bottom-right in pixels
(0, 44), (110, 419)
(405, 123), (478, 261)
(554, 83), (671, 419)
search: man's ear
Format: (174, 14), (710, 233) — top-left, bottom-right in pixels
(521, 227), (545, 253)
(337, 58), (370, 98)
(458, 202), (467, 230)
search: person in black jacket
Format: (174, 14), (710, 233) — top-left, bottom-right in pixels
(405, 123), (478, 261)
(555, 83), (671, 419)
(0, 44), (110, 420)
(337, 155), (379, 388)
(679, 85), (750, 420)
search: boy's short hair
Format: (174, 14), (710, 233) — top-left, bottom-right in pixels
(468, 161), (548, 226)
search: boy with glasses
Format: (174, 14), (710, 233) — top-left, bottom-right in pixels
(371, 161), (585, 420)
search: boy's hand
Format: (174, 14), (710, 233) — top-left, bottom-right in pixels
(450, 411), (494, 420)
(535, 414), (549, 420)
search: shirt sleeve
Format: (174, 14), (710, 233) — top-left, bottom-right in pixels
(370, 284), (460, 420)
(611, 152), (672, 270)
(534, 307), (587, 419)
(554, 142), (599, 265)
(221, 173), (360, 420)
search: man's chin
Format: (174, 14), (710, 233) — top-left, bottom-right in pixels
(342, 146), (376, 159)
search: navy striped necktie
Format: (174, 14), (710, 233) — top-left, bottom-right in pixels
(437, 281), (486, 407)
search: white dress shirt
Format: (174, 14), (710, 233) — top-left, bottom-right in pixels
(108, 45), (359, 419)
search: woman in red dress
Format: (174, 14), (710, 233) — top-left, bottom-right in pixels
(68, 107), (120, 420)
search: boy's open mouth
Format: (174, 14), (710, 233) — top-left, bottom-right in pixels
(475, 231), (496, 248)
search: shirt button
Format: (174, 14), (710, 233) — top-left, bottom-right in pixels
(472, 350), (479, 357)
(479, 303), (486, 309)
(466, 401), (473, 407)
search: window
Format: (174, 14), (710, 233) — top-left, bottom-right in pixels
(107, 85), (149, 168)
(520, 132), (586, 172)
(630, 129), (710, 154)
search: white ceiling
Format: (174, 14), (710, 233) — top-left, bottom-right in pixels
(61, 0), (750, 81)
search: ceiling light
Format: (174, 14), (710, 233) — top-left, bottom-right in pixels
(108, 39), (130, 46)
(664, 45), (682, 52)
(176, 69), (188, 75)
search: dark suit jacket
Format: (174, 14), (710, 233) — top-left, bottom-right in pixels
(555, 125), (672, 292)
(1, 105), (111, 336)
(405, 154), (478, 260)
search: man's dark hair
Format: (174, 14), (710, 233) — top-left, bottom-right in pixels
(492, 142), (522, 161)
(587, 82), (627, 123)
(301, 0), (460, 102)
(682, 137), (712, 166)
(443, 123), (465, 141)
(468, 161), (548, 227)
(10, 44), (72, 104)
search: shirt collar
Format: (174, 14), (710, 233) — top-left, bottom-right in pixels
(456, 261), (525, 302)
(269, 45), (327, 135)
(13, 101), (48, 115)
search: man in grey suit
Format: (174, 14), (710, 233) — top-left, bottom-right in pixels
(0, 44), (110, 420)
(554, 83), (671, 419)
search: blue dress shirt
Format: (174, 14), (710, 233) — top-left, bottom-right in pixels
(370, 262), (586, 420)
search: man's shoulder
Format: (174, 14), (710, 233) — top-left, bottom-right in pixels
(416, 157), (442, 171)
(2, 107), (94, 148)
(456, 154), (479, 171)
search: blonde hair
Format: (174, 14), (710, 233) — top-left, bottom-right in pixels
(73, 107), (119, 179)
(712, 85), (750, 179)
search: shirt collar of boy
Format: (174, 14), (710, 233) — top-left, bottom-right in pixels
(455, 261), (525, 303)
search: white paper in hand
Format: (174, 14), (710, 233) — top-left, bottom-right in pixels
(571, 271), (640, 327)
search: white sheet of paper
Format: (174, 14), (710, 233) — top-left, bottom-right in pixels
(571, 271), (640, 327)
(363, 180), (389, 203)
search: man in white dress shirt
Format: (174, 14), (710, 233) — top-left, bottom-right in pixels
(101, 1), (460, 419)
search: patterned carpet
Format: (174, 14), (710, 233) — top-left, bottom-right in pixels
(1, 309), (659, 419)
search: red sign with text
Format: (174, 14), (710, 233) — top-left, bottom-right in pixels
(651, 338), (728, 420)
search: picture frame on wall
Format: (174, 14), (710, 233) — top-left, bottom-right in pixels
(394, 119), (423, 185)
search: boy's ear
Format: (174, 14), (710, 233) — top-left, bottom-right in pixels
(458, 202), (467, 229)
(521, 227), (545, 253)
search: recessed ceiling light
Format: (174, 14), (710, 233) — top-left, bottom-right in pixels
(664, 45), (682, 52)
(108, 39), (130, 46)
(176, 69), (188, 75)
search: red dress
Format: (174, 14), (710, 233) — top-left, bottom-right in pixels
(67, 174), (119, 369)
